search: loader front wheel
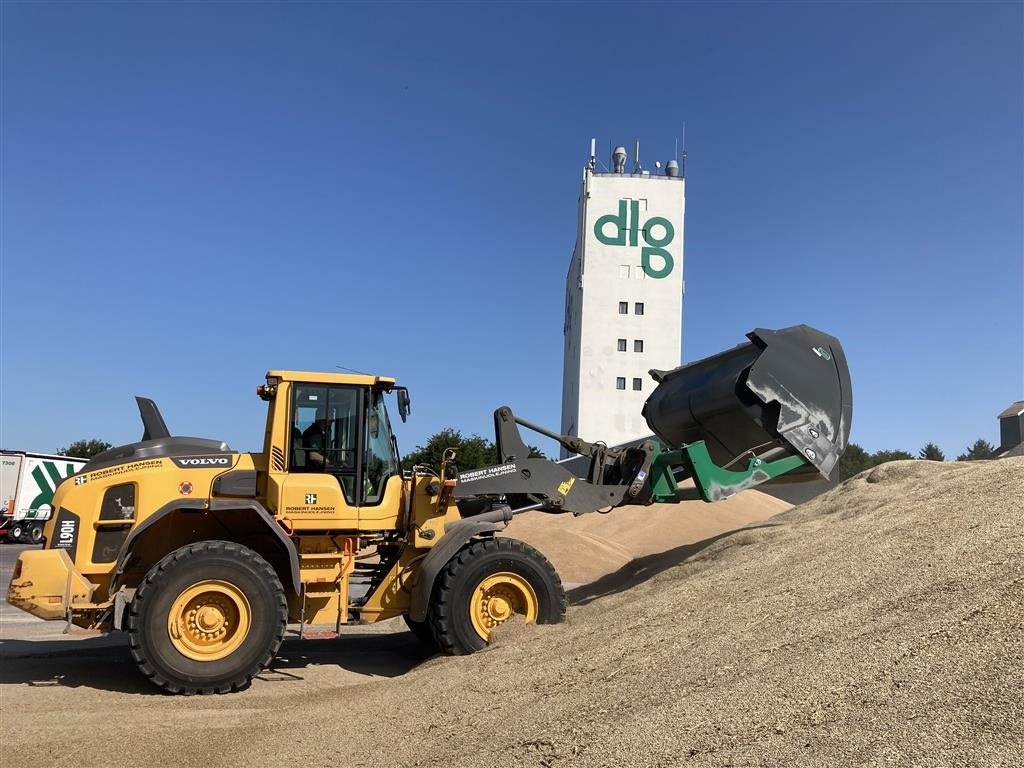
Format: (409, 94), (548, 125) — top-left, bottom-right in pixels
(402, 614), (439, 649)
(127, 541), (287, 694)
(429, 537), (565, 655)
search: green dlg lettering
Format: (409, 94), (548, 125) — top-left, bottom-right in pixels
(594, 200), (627, 245)
(595, 200), (677, 279)
(641, 216), (674, 279)
(641, 247), (673, 279)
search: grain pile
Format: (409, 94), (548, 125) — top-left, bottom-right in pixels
(505, 485), (791, 582)
(279, 458), (1024, 767)
(3, 459), (1021, 767)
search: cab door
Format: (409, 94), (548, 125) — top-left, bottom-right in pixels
(278, 383), (362, 530)
(356, 389), (404, 530)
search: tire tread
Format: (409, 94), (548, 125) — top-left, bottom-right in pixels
(429, 537), (565, 655)
(126, 540), (287, 695)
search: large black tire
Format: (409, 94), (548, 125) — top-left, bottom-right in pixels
(9, 523), (23, 543)
(27, 523), (43, 545)
(126, 540), (287, 695)
(429, 537), (565, 655)
(402, 614), (439, 649)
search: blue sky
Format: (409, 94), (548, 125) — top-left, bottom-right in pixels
(2, 1), (1021, 461)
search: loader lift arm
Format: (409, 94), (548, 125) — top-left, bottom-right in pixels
(453, 324), (851, 517)
(452, 407), (809, 517)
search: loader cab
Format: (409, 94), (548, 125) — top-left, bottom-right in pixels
(260, 371), (408, 528)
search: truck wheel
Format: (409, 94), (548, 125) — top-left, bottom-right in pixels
(429, 537), (565, 655)
(27, 523), (43, 545)
(402, 614), (439, 649)
(10, 523), (23, 542)
(126, 540), (287, 695)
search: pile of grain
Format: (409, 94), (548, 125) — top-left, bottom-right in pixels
(305, 458), (1023, 766)
(505, 485), (791, 582)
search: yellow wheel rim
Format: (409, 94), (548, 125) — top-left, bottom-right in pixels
(167, 580), (251, 662)
(469, 572), (538, 641)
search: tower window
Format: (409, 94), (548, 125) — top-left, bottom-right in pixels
(619, 265), (630, 279)
(617, 339), (627, 352)
(632, 378), (642, 391)
(616, 377), (626, 390)
(634, 339), (644, 353)
(618, 301), (628, 314)
(634, 302), (644, 315)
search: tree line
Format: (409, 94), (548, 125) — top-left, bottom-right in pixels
(836, 438), (999, 481)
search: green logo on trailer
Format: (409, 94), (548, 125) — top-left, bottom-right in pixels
(594, 199), (676, 279)
(28, 461), (79, 512)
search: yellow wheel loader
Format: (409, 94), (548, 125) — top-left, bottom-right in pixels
(7, 325), (851, 694)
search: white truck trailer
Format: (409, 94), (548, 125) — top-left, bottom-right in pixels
(1, 451), (87, 544)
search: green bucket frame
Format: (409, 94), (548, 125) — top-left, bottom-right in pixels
(647, 441), (808, 503)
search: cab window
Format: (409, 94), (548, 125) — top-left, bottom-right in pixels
(362, 391), (400, 505)
(291, 384), (359, 503)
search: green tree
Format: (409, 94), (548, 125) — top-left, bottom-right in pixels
(59, 439), (112, 459)
(956, 438), (997, 462)
(837, 444), (917, 481)
(402, 429), (494, 472)
(871, 449), (915, 464)
(401, 428), (544, 472)
(837, 443), (874, 481)
(918, 443), (945, 461)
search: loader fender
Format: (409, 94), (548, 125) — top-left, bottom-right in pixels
(408, 519), (502, 623)
(112, 499), (301, 595)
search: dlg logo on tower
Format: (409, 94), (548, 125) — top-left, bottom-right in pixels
(594, 199), (676, 279)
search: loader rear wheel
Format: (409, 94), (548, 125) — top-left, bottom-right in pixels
(127, 541), (287, 694)
(429, 537), (565, 655)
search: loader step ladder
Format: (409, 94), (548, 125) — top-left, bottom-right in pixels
(296, 544), (354, 640)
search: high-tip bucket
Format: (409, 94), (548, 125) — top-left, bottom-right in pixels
(642, 325), (853, 479)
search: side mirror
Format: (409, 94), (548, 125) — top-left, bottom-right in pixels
(368, 411), (380, 439)
(396, 388), (411, 423)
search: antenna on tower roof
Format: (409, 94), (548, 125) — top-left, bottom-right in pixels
(592, 138), (610, 172)
(681, 121), (687, 179)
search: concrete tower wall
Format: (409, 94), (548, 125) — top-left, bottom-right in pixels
(561, 164), (686, 455)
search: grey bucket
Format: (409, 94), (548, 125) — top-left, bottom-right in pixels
(642, 325), (853, 479)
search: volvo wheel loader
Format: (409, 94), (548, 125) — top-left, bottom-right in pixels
(7, 325), (851, 694)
